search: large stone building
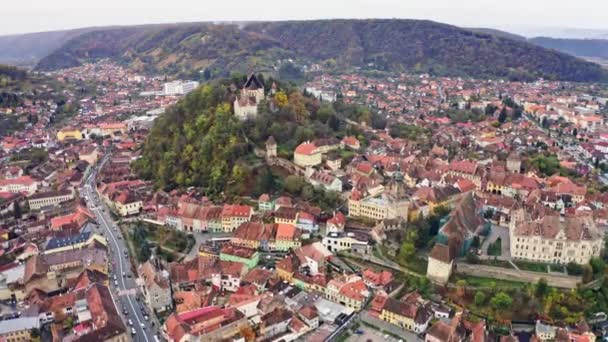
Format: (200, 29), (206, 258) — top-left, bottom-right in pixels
(348, 170), (410, 221)
(510, 212), (603, 265)
(234, 73), (265, 120)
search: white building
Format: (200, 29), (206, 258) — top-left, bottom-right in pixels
(28, 190), (74, 210)
(0, 176), (39, 196)
(426, 244), (453, 285)
(163, 80), (200, 95)
(322, 232), (369, 254)
(510, 213), (603, 265)
(234, 73), (265, 120)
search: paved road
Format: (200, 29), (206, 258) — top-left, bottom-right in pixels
(82, 154), (158, 342)
(347, 328), (402, 342)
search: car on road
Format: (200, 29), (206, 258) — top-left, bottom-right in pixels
(144, 315), (149, 321)
(131, 328), (136, 336)
(140, 322), (145, 329)
(128, 319), (133, 326)
(122, 272), (126, 278)
(123, 306), (128, 315)
(114, 280), (118, 286)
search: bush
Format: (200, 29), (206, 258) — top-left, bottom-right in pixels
(474, 291), (486, 306)
(490, 292), (512, 310)
(567, 262), (584, 276)
(466, 251), (480, 264)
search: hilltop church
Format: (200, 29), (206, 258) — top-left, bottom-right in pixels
(234, 73), (265, 120)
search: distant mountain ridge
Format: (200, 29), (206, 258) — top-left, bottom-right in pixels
(0, 27), (102, 66)
(3, 20), (607, 82)
(466, 28), (608, 61)
(464, 28), (526, 41)
(529, 37), (608, 60)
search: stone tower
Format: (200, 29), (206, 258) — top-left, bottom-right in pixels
(506, 152), (522, 174)
(266, 136), (277, 158)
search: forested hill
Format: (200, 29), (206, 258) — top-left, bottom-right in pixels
(133, 81), (247, 194)
(132, 75), (378, 202)
(33, 19), (608, 82)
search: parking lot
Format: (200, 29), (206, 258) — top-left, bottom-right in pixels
(347, 328), (402, 342)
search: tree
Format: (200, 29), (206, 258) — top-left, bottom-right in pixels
(275, 91), (288, 108)
(590, 257), (605, 275)
(583, 264), (594, 283)
(13, 201), (22, 220)
(490, 292), (512, 310)
(64, 316), (75, 330)
(284, 175), (304, 195)
(474, 291), (486, 306)
(485, 104), (498, 116)
(398, 242), (416, 263)
(254, 168), (275, 196)
(456, 280), (467, 297)
(567, 262), (584, 276)
(316, 103), (336, 123)
(202, 69), (212, 80)
(535, 278), (549, 299)
(498, 107), (508, 124)
(541, 117), (549, 129)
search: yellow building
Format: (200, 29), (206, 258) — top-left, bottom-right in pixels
(348, 194), (409, 221)
(294, 142), (322, 167)
(276, 255), (297, 282)
(379, 297), (433, 334)
(270, 223), (301, 251)
(114, 198), (143, 217)
(57, 128), (83, 141)
(0, 316), (38, 342)
(221, 205), (253, 232)
(274, 207), (299, 226)
(380, 303), (415, 331)
(231, 222), (273, 250)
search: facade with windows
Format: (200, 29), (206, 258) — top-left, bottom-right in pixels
(510, 214), (602, 264)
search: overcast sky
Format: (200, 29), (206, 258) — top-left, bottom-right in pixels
(2, 0), (607, 36)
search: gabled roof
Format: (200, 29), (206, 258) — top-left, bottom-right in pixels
(244, 73), (264, 90)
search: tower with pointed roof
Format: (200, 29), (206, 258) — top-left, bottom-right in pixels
(234, 73), (265, 120)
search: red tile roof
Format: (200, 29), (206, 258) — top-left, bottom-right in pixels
(295, 142), (318, 156)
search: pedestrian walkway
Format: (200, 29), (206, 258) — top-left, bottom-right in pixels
(456, 263), (581, 288)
